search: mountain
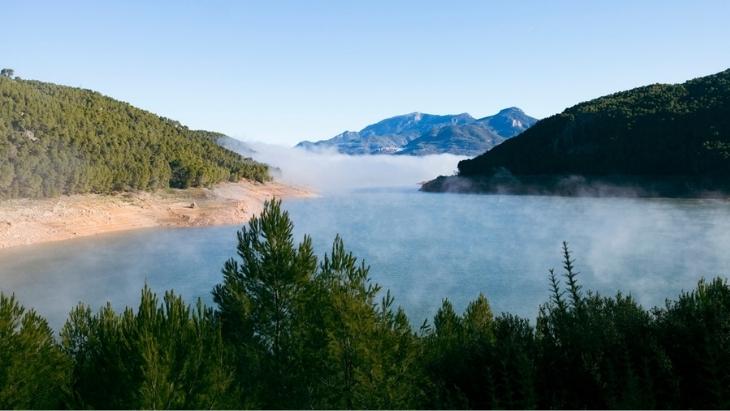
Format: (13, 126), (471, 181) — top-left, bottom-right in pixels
(0, 76), (269, 199)
(422, 69), (730, 196)
(474, 106), (537, 137)
(296, 129), (409, 155)
(296, 108), (537, 155)
(397, 107), (535, 156)
(397, 124), (506, 156)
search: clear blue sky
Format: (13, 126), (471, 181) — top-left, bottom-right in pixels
(2, 1), (729, 145)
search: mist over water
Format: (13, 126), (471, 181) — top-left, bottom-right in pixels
(285, 192), (730, 319)
(2, 188), (730, 331)
(246, 142), (466, 192)
(1, 141), (729, 330)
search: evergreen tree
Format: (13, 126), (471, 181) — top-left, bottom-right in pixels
(536, 243), (673, 409)
(491, 313), (536, 409)
(61, 286), (234, 409)
(352, 291), (423, 409)
(213, 201), (423, 409)
(0, 293), (69, 409)
(297, 235), (382, 408)
(654, 277), (730, 409)
(421, 295), (499, 409)
(212, 198), (317, 408)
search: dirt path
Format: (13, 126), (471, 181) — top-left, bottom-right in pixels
(0, 181), (315, 249)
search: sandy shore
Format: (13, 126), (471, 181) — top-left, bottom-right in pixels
(0, 181), (315, 249)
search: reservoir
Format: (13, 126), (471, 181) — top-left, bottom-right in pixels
(1, 188), (729, 330)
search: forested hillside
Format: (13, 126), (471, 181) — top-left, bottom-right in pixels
(2, 200), (729, 409)
(0, 76), (269, 199)
(425, 69), (730, 195)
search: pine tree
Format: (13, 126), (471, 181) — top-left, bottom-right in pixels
(61, 286), (234, 409)
(301, 234), (380, 408)
(212, 198), (317, 408)
(654, 277), (730, 408)
(0, 293), (70, 409)
(561, 242), (582, 310)
(492, 313), (537, 409)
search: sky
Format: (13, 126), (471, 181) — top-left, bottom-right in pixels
(2, 0), (729, 145)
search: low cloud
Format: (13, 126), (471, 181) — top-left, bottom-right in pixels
(242, 141), (466, 193)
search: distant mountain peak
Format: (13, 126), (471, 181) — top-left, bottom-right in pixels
(475, 107), (537, 139)
(296, 107), (537, 155)
(497, 106), (525, 114)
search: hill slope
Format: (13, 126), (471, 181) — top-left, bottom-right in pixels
(423, 69), (730, 196)
(397, 124), (506, 156)
(296, 108), (536, 155)
(0, 77), (269, 199)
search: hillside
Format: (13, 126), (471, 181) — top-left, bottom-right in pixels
(423, 69), (730, 196)
(0, 76), (269, 199)
(296, 108), (536, 155)
(397, 124), (506, 156)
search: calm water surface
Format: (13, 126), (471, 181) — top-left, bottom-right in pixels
(2, 188), (730, 330)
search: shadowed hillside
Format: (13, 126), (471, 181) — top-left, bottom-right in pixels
(424, 69), (730, 196)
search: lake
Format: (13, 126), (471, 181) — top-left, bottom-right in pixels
(2, 188), (730, 331)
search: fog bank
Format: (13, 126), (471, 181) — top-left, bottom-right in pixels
(244, 142), (466, 192)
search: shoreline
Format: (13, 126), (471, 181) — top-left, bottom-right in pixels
(0, 180), (315, 249)
(421, 174), (730, 199)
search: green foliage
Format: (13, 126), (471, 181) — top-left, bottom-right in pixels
(0, 293), (69, 409)
(654, 277), (730, 409)
(212, 199), (317, 407)
(358, 293), (423, 409)
(420, 295), (537, 409)
(536, 244), (673, 409)
(213, 200), (421, 408)
(459, 69), (730, 188)
(491, 314), (537, 409)
(60, 286), (234, 409)
(2, 204), (730, 409)
(301, 235), (381, 408)
(0, 76), (269, 199)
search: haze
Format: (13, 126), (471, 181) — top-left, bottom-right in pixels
(249, 143), (465, 192)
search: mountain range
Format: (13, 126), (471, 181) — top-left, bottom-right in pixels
(296, 107), (537, 156)
(423, 68), (730, 196)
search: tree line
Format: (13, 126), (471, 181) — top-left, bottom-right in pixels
(1, 200), (729, 409)
(0, 74), (269, 199)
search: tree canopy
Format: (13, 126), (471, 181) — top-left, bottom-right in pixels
(0, 76), (269, 199)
